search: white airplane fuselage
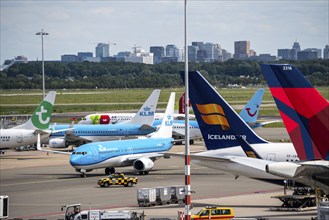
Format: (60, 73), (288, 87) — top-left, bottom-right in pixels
(194, 142), (297, 180)
(0, 129), (50, 149)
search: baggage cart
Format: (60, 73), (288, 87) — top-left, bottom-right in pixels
(137, 188), (156, 207)
(155, 186), (171, 205)
(170, 185), (185, 204)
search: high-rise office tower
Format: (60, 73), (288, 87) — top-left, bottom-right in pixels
(95, 43), (109, 58)
(150, 46), (165, 64)
(324, 45), (329, 59)
(234, 41), (250, 59)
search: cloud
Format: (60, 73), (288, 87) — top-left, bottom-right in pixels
(0, 0), (328, 62)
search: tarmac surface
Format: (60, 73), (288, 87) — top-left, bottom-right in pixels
(0, 128), (318, 220)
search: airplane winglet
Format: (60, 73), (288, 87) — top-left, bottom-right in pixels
(36, 133), (72, 155)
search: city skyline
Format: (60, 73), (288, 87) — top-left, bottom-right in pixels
(1, 0), (328, 63)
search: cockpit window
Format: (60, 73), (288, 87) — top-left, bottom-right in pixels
(73, 152), (87, 155)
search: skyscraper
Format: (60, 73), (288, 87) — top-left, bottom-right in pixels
(324, 45), (329, 60)
(95, 43), (109, 58)
(150, 46), (165, 64)
(234, 41), (250, 59)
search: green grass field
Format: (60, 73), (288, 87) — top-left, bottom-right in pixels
(1, 87), (328, 127)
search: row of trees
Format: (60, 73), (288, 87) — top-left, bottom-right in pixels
(0, 59), (328, 89)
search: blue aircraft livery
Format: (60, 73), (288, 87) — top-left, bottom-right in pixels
(68, 92), (176, 176)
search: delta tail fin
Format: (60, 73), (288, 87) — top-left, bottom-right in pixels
(150, 92), (175, 138)
(261, 64), (329, 160)
(181, 71), (267, 150)
(123, 89), (160, 126)
(13, 91), (56, 130)
(239, 88), (264, 124)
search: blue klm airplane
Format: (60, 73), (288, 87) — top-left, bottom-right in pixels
(37, 92), (176, 177)
(47, 89), (160, 148)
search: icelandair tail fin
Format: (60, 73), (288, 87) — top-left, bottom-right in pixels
(239, 88), (264, 123)
(124, 89), (160, 126)
(181, 71), (267, 150)
(14, 91), (56, 130)
(261, 64), (329, 160)
(150, 92), (175, 138)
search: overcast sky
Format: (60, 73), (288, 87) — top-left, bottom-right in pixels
(1, 0), (328, 63)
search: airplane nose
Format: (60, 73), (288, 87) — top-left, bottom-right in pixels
(69, 155), (80, 166)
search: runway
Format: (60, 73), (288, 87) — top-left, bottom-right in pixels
(0, 128), (317, 219)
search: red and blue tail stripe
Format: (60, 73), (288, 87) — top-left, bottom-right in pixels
(261, 64), (329, 160)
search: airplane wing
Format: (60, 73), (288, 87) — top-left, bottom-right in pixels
(64, 131), (90, 143)
(165, 152), (275, 174)
(247, 120), (282, 129)
(33, 129), (51, 135)
(117, 153), (165, 167)
(266, 161), (329, 193)
(36, 134), (72, 155)
(139, 124), (156, 131)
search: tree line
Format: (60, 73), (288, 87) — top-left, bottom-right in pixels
(0, 59), (328, 89)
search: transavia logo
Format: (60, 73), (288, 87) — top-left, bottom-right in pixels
(196, 103), (230, 130)
(140, 106), (155, 116)
(31, 101), (53, 129)
(165, 115), (173, 126)
(246, 104), (259, 117)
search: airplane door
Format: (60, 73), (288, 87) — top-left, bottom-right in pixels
(16, 132), (23, 144)
(91, 147), (99, 161)
(266, 153), (276, 161)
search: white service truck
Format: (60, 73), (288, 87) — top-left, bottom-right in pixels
(62, 204), (144, 220)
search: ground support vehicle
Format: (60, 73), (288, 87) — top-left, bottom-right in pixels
(155, 186), (171, 205)
(137, 188), (156, 207)
(318, 201), (329, 219)
(98, 173), (138, 188)
(170, 185), (185, 204)
(270, 187), (327, 211)
(191, 206), (234, 220)
(62, 204), (145, 220)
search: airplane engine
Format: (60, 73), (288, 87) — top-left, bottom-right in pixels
(133, 157), (154, 174)
(265, 162), (299, 179)
(49, 138), (68, 148)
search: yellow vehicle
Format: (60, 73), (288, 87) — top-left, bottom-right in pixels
(97, 173), (138, 187)
(191, 206), (234, 220)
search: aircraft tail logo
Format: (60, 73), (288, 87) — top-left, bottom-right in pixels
(181, 71), (267, 150)
(239, 88), (264, 123)
(14, 91), (56, 130)
(31, 101), (53, 129)
(150, 92), (175, 138)
(196, 103), (230, 130)
(125, 89), (160, 126)
(261, 64), (329, 160)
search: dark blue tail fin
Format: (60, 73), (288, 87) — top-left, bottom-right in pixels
(181, 71), (267, 150)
